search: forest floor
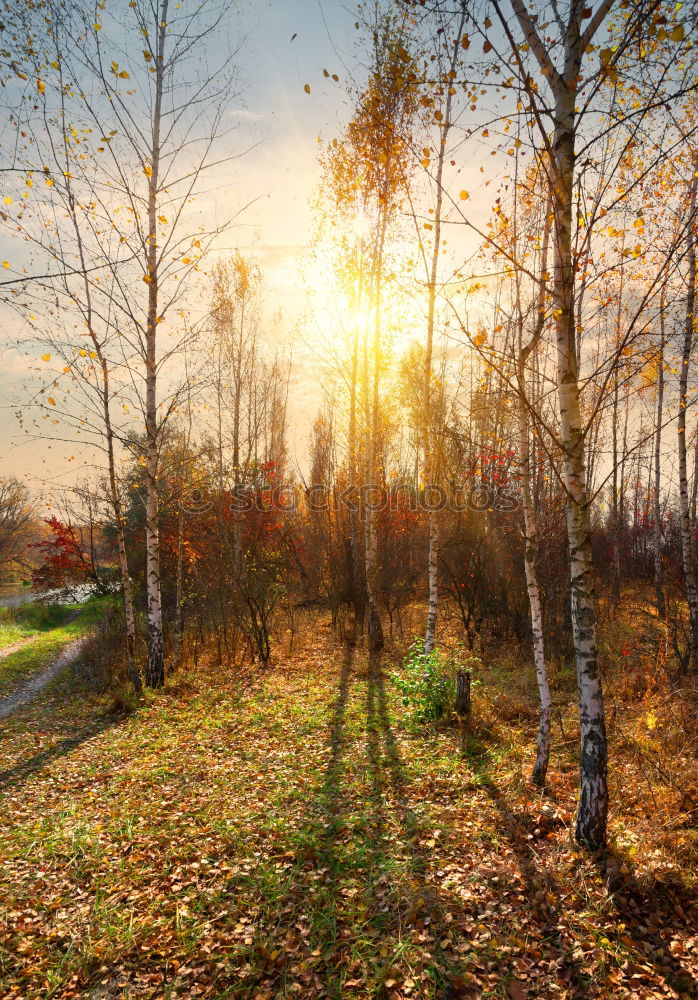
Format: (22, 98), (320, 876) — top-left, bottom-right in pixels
(0, 607), (697, 1000)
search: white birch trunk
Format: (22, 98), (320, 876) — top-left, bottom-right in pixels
(423, 14), (463, 655)
(515, 196), (552, 787)
(172, 505), (184, 670)
(654, 292), (665, 618)
(347, 249), (364, 628)
(108, 435), (141, 693)
(678, 171), (698, 669)
(143, 0), (168, 688)
(517, 393), (551, 786)
(424, 510), (439, 654)
(365, 216), (386, 653)
(552, 82), (608, 849)
(67, 177), (141, 693)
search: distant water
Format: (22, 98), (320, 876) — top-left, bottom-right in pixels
(0, 583), (96, 609)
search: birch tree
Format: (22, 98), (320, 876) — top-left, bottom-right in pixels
(2, 0), (245, 686)
(417, 4), (469, 655)
(677, 167), (698, 670)
(513, 189), (553, 786)
(342, 5), (419, 651)
(482, 0), (696, 848)
(654, 289), (667, 619)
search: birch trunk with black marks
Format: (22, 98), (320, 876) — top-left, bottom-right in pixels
(517, 388), (551, 785)
(348, 247), (365, 629)
(423, 11), (464, 654)
(365, 214), (385, 653)
(551, 80), (607, 849)
(424, 513), (439, 653)
(107, 417), (141, 693)
(143, 2), (168, 688)
(654, 293), (666, 619)
(678, 171), (698, 670)
(610, 270), (626, 607)
(67, 178), (141, 693)
(172, 505), (185, 670)
(507, 0), (613, 847)
(515, 198), (552, 788)
(611, 378), (621, 607)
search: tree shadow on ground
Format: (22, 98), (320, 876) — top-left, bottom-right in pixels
(0, 712), (124, 793)
(211, 643), (358, 997)
(221, 651), (591, 998)
(461, 727), (698, 998)
(365, 654), (471, 998)
(365, 658), (588, 998)
(197, 644), (697, 1000)
(595, 848), (698, 997)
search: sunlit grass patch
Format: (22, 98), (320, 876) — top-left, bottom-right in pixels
(0, 596), (111, 695)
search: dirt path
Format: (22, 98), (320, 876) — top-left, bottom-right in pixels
(0, 637), (35, 659)
(0, 635), (87, 720)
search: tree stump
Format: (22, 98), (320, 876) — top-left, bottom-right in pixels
(455, 669), (471, 717)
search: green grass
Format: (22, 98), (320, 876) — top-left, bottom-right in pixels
(0, 601), (67, 650)
(0, 596), (110, 695)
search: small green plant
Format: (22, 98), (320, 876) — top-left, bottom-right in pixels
(392, 642), (483, 726)
(391, 641), (452, 724)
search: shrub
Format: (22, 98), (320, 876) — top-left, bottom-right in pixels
(391, 641), (482, 726)
(74, 604), (130, 693)
(14, 602), (65, 630)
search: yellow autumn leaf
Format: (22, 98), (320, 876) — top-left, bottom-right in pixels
(50, 60), (59, 69)
(473, 331), (487, 346)
(48, 397), (56, 405)
(144, 164), (153, 178)
(79, 349), (87, 356)
(4, 197), (12, 206)
(46, 178), (54, 186)
(460, 190), (469, 200)
(193, 240), (201, 248)
(158, 215), (168, 224)
(182, 257), (191, 264)
(42, 353), (51, 362)
(37, 78), (45, 94)
(671, 24), (685, 42)
(143, 274), (153, 284)
(304, 83), (311, 94)
(2, 261), (9, 269)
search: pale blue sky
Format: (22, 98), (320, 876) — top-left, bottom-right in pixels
(0, 0), (359, 488)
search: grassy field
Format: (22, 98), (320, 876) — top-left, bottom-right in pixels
(0, 598), (110, 696)
(0, 610), (696, 1000)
